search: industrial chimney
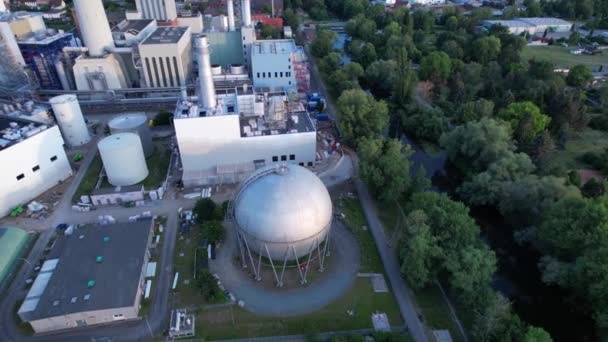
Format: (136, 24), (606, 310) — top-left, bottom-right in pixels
(194, 35), (217, 110)
(241, 0), (251, 27)
(73, 0), (115, 57)
(227, 0), (235, 31)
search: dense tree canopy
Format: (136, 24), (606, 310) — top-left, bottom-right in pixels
(336, 89), (389, 146)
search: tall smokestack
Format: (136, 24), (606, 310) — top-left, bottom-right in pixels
(241, 0), (251, 27)
(0, 0), (7, 13)
(73, 0), (114, 57)
(194, 35), (217, 110)
(227, 0), (235, 31)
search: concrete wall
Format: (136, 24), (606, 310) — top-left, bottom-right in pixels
(136, 0), (177, 21)
(0, 126), (72, 218)
(175, 115), (316, 185)
(0, 22), (26, 66)
(29, 305), (139, 333)
(252, 51), (296, 91)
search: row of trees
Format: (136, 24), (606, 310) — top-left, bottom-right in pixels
(310, 0), (608, 339)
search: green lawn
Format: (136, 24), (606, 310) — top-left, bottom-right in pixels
(196, 279), (404, 340)
(71, 154), (102, 203)
(172, 226), (210, 308)
(540, 127), (608, 173)
(336, 197), (384, 273)
(414, 286), (465, 342)
(521, 45), (608, 68)
(142, 139), (172, 189)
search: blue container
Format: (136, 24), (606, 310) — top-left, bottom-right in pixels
(316, 113), (330, 121)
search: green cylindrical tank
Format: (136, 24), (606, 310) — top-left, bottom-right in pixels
(0, 227), (28, 285)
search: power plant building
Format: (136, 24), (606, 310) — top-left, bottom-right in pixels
(251, 39), (309, 92)
(135, 0), (178, 22)
(18, 219), (154, 333)
(138, 26), (192, 88)
(0, 115), (72, 218)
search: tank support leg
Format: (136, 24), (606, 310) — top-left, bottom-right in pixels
(236, 232), (247, 269)
(242, 236), (259, 281)
(302, 241), (315, 283)
(279, 247), (289, 286)
(256, 245), (263, 281)
(265, 244), (281, 287)
(291, 245), (306, 285)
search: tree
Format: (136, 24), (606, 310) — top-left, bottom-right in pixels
(398, 210), (441, 288)
(153, 110), (172, 126)
(282, 8), (299, 30)
(547, 88), (588, 132)
(319, 52), (342, 75)
(445, 244), (497, 306)
(357, 42), (377, 68)
(472, 36), (502, 64)
(523, 327), (553, 342)
(440, 118), (515, 176)
(471, 292), (527, 342)
(581, 178), (605, 198)
(567, 64), (593, 87)
(343, 62), (364, 80)
(336, 89), (389, 145)
(196, 270), (223, 301)
(498, 101), (551, 145)
(393, 47), (417, 109)
(202, 220), (225, 242)
(311, 29), (337, 58)
(457, 99), (495, 123)
(365, 59), (398, 98)
(402, 106), (448, 143)
(194, 198), (217, 224)
(358, 136), (412, 202)
(420, 51), (452, 82)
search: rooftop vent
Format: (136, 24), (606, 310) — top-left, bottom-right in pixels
(83, 294), (91, 301)
(70, 297), (77, 303)
(103, 236), (110, 243)
(78, 234), (84, 239)
(52, 300), (60, 306)
(96, 256), (104, 263)
(87, 280), (96, 288)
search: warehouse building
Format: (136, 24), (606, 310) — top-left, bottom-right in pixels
(0, 116), (72, 218)
(18, 219), (154, 333)
(483, 17), (572, 35)
(138, 26), (192, 88)
(0, 227), (29, 287)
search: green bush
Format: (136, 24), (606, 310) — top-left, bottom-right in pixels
(153, 110), (173, 126)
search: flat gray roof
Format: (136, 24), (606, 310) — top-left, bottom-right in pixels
(112, 19), (154, 34)
(92, 184), (144, 195)
(19, 219), (152, 322)
(141, 26), (188, 45)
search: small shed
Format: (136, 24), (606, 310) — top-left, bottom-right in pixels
(90, 185), (144, 206)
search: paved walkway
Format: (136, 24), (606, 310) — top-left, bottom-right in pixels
(210, 221), (360, 316)
(354, 177), (428, 342)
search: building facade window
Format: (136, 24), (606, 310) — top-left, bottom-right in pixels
(281, 155), (287, 161)
(16, 173), (24, 181)
(289, 154), (295, 161)
(32, 165), (40, 172)
(50, 155), (58, 162)
(257, 72), (260, 78)
(308, 162), (313, 166)
(272, 156), (278, 162)
(280, 72), (283, 77)
(275, 72), (278, 78)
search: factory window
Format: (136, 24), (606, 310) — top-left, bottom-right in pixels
(166, 57), (174, 87)
(288, 58), (291, 62)
(262, 72), (266, 78)
(32, 165), (40, 172)
(227, 105), (235, 112)
(152, 58), (161, 89)
(16, 174), (24, 181)
(272, 156), (278, 162)
(289, 154), (295, 161)
(275, 72), (278, 78)
(308, 162), (313, 167)
(159, 58), (168, 87)
(288, 65), (291, 70)
(145, 58), (154, 87)
(281, 155), (287, 161)
(257, 72), (260, 78)
(286, 72), (291, 77)
(50, 155), (58, 162)
(299, 162), (304, 166)
(173, 57), (181, 86)
(280, 72), (283, 77)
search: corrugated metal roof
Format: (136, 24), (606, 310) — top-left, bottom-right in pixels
(0, 227), (28, 284)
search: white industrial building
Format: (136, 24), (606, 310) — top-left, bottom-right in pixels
(251, 40), (298, 92)
(483, 17), (572, 35)
(71, 0), (130, 91)
(111, 19), (157, 47)
(174, 35), (316, 186)
(134, 0), (177, 22)
(408, 0), (445, 5)
(0, 115), (72, 218)
(138, 26), (192, 88)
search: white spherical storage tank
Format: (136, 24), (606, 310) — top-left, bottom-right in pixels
(98, 133), (149, 186)
(108, 114), (153, 157)
(49, 94), (91, 147)
(233, 164), (333, 261)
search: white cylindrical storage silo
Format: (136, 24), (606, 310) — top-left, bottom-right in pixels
(49, 94), (91, 147)
(241, 0), (251, 27)
(230, 64), (244, 74)
(73, 0), (115, 57)
(227, 0), (235, 31)
(108, 113), (153, 157)
(211, 64), (222, 76)
(98, 133), (148, 186)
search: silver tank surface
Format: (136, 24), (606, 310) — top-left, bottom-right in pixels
(234, 164), (333, 260)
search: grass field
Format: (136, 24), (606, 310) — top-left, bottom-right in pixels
(142, 139), (172, 189)
(196, 279), (405, 340)
(540, 127), (608, 173)
(521, 45), (608, 68)
(71, 154), (102, 203)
